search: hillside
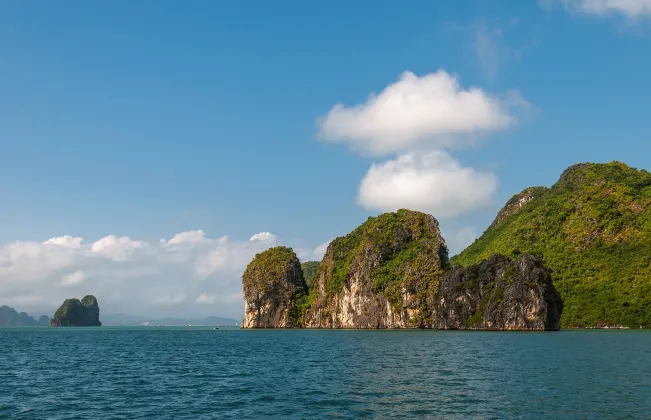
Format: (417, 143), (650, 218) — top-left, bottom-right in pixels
(454, 162), (651, 328)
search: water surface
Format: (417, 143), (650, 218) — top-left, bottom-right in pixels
(1, 328), (649, 419)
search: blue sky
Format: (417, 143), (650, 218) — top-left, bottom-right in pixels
(1, 0), (650, 318)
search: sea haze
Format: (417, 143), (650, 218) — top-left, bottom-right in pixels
(1, 329), (649, 419)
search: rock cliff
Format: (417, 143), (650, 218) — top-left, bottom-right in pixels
(241, 246), (307, 328)
(433, 254), (563, 330)
(304, 209), (449, 329)
(50, 295), (101, 327)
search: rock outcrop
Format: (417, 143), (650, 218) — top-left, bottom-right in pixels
(241, 246), (308, 328)
(50, 295), (101, 327)
(434, 254), (563, 330)
(304, 209), (449, 329)
(489, 186), (548, 229)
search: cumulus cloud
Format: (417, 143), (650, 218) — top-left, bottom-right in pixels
(357, 151), (497, 217)
(151, 293), (187, 305)
(543, 0), (651, 17)
(249, 232), (277, 242)
(160, 230), (209, 247)
(43, 235), (83, 249)
(91, 235), (144, 261)
(60, 270), (85, 286)
(195, 293), (216, 304)
(0, 230), (280, 319)
(317, 70), (525, 156)
(296, 239), (332, 262)
(444, 227), (479, 255)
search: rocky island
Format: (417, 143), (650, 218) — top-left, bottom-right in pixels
(241, 209), (563, 330)
(50, 295), (102, 327)
(455, 161), (651, 329)
(304, 209), (449, 329)
(242, 246), (308, 328)
(241, 162), (651, 330)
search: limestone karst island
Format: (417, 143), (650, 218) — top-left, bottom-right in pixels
(241, 161), (651, 330)
(50, 295), (102, 327)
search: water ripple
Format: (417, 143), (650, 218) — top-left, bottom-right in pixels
(0, 328), (650, 419)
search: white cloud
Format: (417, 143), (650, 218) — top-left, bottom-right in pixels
(357, 151), (497, 218)
(317, 70), (525, 156)
(0, 230), (281, 319)
(91, 235), (145, 261)
(313, 240), (331, 260)
(447, 227), (478, 255)
(195, 293), (216, 304)
(160, 230), (209, 247)
(43, 235), (83, 249)
(296, 239), (332, 262)
(60, 270), (85, 286)
(544, 0), (651, 17)
(249, 232), (277, 242)
(151, 293), (187, 305)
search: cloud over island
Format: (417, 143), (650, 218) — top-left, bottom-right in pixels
(0, 230), (320, 319)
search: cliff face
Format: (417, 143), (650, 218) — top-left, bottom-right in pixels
(455, 161), (651, 328)
(433, 254), (562, 331)
(241, 246), (307, 328)
(304, 209), (449, 329)
(50, 295), (101, 327)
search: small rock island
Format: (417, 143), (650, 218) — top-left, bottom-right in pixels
(242, 246), (308, 328)
(50, 295), (102, 327)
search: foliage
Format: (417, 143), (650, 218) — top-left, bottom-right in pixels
(453, 161), (651, 328)
(242, 246), (308, 326)
(243, 246), (305, 297)
(301, 261), (320, 290)
(317, 209), (448, 316)
(51, 295), (101, 326)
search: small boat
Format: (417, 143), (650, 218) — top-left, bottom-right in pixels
(213, 327), (219, 330)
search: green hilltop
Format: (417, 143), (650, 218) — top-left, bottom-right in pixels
(453, 161), (651, 328)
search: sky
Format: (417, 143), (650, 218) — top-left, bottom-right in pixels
(1, 0), (651, 320)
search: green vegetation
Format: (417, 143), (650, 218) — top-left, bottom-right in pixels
(301, 261), (320, 289)
(243, 246), (306, 297)
(51, 295), (101, 327)
(318, 209), (448, 316)
(454, 162), (651, 328)
(242, 246), (308, 327)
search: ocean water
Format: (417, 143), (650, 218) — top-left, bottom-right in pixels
(1, 328), (650, 419)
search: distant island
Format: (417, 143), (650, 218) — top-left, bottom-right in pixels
(241, 161), (651, 330)
(50, 295), (101, 327)
(0, 306), (49, 327)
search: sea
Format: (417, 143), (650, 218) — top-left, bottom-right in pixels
(1, 328), (649, 419)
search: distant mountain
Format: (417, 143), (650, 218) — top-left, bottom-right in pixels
(101, 313), (239, 326)
(0, 306), (50, 327)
